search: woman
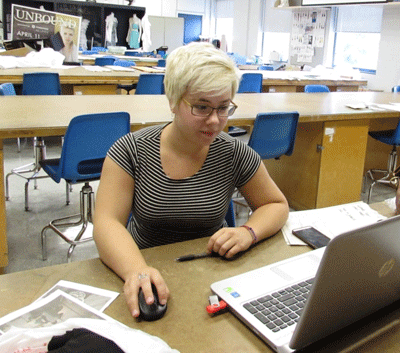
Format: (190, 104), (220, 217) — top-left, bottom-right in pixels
(93, 42), (289, 318)
(59, 24), (78, 62)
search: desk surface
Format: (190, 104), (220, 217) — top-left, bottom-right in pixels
(0, 66), (141, 85)
(0, 203), (397, 353)
(1, 92), (400, 139)
(240, 69), (367, 88)
(0, 67), (367, 89)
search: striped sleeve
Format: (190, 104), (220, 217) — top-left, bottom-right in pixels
(232, 138), (262, 188)
(107, 133), (138, 179)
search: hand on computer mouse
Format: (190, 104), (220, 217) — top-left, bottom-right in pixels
(138, 283), (167, 321)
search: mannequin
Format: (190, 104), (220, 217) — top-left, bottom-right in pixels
(106, 12), (118, 47)
(79, 19), (90, 51)
(126, 14), (141, 49)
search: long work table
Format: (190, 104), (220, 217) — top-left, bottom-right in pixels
(0, 67), (367, 95)
(0, 66), (142, 95)
(0, 92), (399, 270)
(0, 202), (398, 353)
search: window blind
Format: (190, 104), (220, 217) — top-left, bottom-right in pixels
(336, 6), (383, 33)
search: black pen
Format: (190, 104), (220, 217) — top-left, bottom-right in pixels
(175, 252), (214, 262)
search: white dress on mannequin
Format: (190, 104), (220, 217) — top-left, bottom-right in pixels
(141, 14), (152, 52)
(79, 19), (90, 51)
(106, 12), (118, 47)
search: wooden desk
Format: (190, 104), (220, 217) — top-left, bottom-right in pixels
(0, 67), (367, 96)
(79, 53), (160, 67)
(231, 92), (400, 210)
(0, 66), (141, 95)
(0, 92), (399, 270)
(240, 70), (368, 93)
(0, 202), (398, 353)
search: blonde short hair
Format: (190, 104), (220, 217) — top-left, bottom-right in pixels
(164, 42), (240, 110)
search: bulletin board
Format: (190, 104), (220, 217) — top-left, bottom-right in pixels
(290, 8), (329, 64)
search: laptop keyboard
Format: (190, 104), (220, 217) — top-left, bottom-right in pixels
(243, 278), (314, 333)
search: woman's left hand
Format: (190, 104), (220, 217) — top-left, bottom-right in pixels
(207, 227), (254, 259)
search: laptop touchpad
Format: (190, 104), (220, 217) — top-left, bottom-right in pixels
(271, 253), (321, 282)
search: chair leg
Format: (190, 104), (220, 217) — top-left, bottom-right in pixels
(41, 182), (95, 262)
(365, 145), (398, 203)
(66, 182), (70, 205)
(6, 137), (49, 211)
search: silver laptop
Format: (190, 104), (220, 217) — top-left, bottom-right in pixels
(211, 215), (400, 352)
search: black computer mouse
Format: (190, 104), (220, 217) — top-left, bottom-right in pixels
(138, 283), (167, 321)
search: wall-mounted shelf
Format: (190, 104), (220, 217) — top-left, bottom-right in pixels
(2, 0), (146, 48)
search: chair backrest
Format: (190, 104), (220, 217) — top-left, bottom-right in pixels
(304, 84), (330, 93)
(57, 112), (130, 183)
(135, 74), (165, 95)
(225, 200), (235, 227)
(0, 83), (16, 96)
(22, 73), (61, 95)
(95, 57), (116, 66)
(258, 65), (273, 71)
(248, 111), (299, 159)
(392, 86), (400, 93)
(114, 60), (136, 67)
(238, 73), (263, 93)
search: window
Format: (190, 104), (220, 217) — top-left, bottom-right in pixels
(262, 32), (290, 62)
(333, 6), (382, 74)
(215, 18), (233, 51)
(214, 0), (234, 51)
(261, 0), (292, 62)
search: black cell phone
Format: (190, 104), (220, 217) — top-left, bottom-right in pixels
(292, 226), (330, 249)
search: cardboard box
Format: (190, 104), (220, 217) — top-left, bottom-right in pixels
(0, 46), (36, 57)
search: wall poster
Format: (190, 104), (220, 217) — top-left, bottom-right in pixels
(290, 9), (328, 63)
(11, 4), (81, 62)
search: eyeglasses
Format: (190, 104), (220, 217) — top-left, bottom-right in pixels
(182, 98), (238, 118)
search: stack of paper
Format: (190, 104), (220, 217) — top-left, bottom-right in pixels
(283, 201), (386, 246)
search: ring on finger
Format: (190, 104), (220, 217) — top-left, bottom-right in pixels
(138, 273), (148, 280)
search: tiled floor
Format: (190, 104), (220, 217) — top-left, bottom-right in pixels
(3, 137), (396, 274)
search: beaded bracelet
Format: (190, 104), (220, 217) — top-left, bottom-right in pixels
(241, 225), (257, 244)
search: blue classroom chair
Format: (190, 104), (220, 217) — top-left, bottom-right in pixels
(40, 111), (131, 261)
(135, 74), (165, 95)
(304, 84), (330, 93)
(5, 73), (62, 211)
(238, 73), (263, 93)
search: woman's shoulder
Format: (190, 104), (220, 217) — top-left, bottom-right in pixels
(132, 124), (165, 140)
(214, 131), (248, 149)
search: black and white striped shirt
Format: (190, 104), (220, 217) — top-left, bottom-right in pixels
(107, 124), (261, 249)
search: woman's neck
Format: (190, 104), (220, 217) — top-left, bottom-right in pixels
(162, 122), (208, 158)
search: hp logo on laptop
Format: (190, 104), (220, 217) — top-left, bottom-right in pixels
(379, 258), (395, 278)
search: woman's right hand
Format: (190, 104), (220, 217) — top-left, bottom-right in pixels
(123, 267), (170, 318)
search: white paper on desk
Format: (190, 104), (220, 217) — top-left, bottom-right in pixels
(104, 65), (136, 72)
(368, 103), (400, 112)
(346, 103), (367, 110)
(282, 201), (386, 246)
(82, 65), (111, 72)
(0, 290), (115, 336)
(35, 280), (119, 312)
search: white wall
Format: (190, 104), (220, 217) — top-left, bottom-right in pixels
(231, 0), (263, 57)
(365, 7), (400, 92)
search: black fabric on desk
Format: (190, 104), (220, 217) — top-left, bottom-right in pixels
(48, 328), (124, 353)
